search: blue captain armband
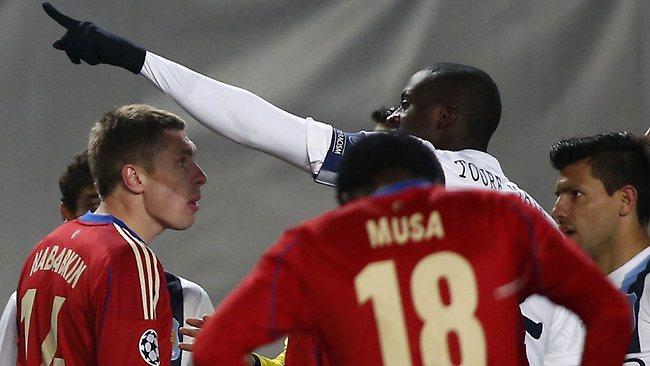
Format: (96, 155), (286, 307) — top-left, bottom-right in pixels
(313, 129), (365, 186)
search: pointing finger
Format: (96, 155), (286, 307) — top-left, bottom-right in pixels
(42, 2), (79, 29)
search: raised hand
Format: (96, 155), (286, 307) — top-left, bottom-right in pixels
(178, 315), (210, 352)
(42, 2), (146, 73)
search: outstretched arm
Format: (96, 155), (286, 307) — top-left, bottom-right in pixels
(140, 52), (332, 172)
(42, 2), (333, 174)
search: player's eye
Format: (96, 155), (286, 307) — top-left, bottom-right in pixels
(177, 158), (186, 167)
(400, 99), (410, 110)
(571, 189), (584, 199)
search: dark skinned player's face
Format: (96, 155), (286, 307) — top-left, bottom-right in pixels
(389, 70), (443, 145)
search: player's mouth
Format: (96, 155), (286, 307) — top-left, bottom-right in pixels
(558, 225), (576, 237)
(188, 196), (201, 213)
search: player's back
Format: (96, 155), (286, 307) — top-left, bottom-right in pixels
(17, 213), (171, 366)
(279, 185), (539, 365)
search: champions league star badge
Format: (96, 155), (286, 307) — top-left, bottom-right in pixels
(139, 329), (161, 366)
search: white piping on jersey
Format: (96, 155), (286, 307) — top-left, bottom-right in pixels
(114, 224), (160, 320)
(152, 247), (160, 319)
(141, 240), (155, 319)
(122, 226), (161, 320)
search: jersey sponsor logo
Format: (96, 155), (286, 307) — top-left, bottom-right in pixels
(115, 224), (161, 320)
(139, 329), (161, 366)
(28, 245), (87, 288)
(522, 315), (543, 340)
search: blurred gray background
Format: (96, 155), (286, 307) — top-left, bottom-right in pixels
(1, 0), (649, 353)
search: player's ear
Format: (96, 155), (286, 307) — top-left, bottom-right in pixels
(121, 165), (145, 194)
(434, 104), (456, 129)
(60, 201), (76, 222)
(618, 185), (638, 218)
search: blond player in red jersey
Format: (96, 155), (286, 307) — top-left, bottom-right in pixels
(17, 105), (207, 365)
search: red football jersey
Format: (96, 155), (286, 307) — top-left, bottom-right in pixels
(17, 213), (171, 366)
(193, 184), (630, 366)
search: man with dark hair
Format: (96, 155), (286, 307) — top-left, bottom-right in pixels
(547, 131), (650, 364)
(190, 133), (631, 366)
(16, 104), (207, 365)
(387, 63), (501, 152)
(0, 151), (99, 366)
(58, 151), (100, 221)
(41, 4), (556, 364)
(335, 132), (445, 203)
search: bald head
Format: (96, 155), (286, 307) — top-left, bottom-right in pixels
(391, 63), (501, 151)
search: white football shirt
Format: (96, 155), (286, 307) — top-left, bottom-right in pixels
(544, 246), (650, 366)
(0, 291), (17, 366)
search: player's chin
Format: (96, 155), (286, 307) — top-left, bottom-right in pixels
(566, 232), (586, 247)
(167, 213), (196, 231)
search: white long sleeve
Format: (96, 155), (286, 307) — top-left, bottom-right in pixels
(140, 52), (333, 174)
(0, 292), (17, 366)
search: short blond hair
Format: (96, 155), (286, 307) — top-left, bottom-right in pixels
(87, 104), (186, 196)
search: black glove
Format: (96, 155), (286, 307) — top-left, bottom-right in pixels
(42, 2), (146, 74)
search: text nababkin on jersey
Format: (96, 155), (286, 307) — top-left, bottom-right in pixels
(29, 245), (86, 288)
(366, 210), (445, 248)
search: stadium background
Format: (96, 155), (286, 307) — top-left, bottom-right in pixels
(1, 0), (648, 355)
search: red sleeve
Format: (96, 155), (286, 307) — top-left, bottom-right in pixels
(93, 242), (171, 366)
(508, 198), (632, 366)
(193, 230), (311, 366)
(284, 333), (329, 366)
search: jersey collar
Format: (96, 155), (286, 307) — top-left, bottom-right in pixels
(373, 178), (433, 196)
(610, 245), (650, 289)
(78, 211), (145, 242)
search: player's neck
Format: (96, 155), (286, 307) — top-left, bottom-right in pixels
(598, 227), (650, 274)
(437, 137), (488, 152)
(94, 196), (163, 243)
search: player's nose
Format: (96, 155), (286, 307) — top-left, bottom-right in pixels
(386, 110), (401, 129)
(192, 162), (208, 186)
(551, 196), (567, 221)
